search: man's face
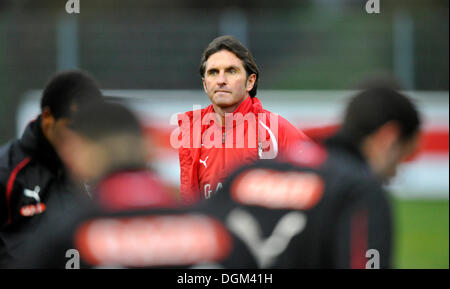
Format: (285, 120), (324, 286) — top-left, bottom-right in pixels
(42, 115), (95, 182)
(51, 118), (73, 150)
(40, 108), (72, 154)
(379, 132), (420, 182)
(58, 129), (106, 183)
(202, 50), (256, 112)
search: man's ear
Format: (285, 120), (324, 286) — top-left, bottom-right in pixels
(40, 107), (55, 139)
(373, 121), (401, 153)
(202, 77), (208, 94)
(246, 74), (256, 92)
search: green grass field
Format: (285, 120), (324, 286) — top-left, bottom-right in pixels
(392, 198), (449, 269)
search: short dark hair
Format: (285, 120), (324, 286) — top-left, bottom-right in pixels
(341, 87), (421, 144)
(69, 101), (143, 142)
(41, 70), (102, 119)
(199, 35), (259, 98)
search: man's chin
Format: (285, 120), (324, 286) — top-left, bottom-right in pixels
(212, 98), (235, 108)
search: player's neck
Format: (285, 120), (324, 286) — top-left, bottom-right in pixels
(212, 97), (248, 126)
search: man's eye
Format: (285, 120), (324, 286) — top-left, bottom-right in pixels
(229, 68), (236, 74)
(208, 70), (218, 76)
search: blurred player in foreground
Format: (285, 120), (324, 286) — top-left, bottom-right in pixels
(13, 101), (255, 268)
(0, 70), (103, 267)
(210, 86), (421, 268)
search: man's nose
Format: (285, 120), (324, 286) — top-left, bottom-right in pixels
(217, 71), (227, 85)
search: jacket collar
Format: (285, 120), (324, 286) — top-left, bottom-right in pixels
(19, 115), (64, 172)
(209, 95), (263, 115)
(230, 95), (263, 115)
(183, 95), (263, 118)
(324, 132), (367, 163)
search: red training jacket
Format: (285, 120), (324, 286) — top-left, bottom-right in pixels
(176, 96), (310, 204)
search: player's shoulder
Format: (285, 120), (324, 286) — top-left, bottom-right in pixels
(0, 140), (14, 169)
(260, 109), (294, 126)
(222, 158), (325, 211)
(0, 139), (28, 180)
(178, 104), (214, 119)
(324, 145), (371, 180)
(261, 109), (308, 140)
(320, 145), (383, 204)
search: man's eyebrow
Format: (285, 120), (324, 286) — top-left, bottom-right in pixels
(205, 65), (241, 76)
(207, 65), (240, 71)
(225, 65), (240, 70)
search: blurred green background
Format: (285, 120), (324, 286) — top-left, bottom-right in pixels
(393, 198), (449, 268)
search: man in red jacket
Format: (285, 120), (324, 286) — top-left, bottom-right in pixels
(175, 35), (309, 204)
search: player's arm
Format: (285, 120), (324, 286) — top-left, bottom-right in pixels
(0, 178), (7, 226)
(0, 165), (13, 226)
(0, 161), (31, 227)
